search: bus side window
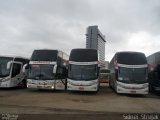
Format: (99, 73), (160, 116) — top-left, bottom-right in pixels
(12, 63), (21, 78)
(69, 64), (71, 71)
(115, 69), (118, 79)
(97, 67), (100, 76)
(158, 71), (160, 79)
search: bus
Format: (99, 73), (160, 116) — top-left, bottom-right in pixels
(26, 49), (69, 90)
(109, 51), (148, 94)
(99, 69), (110, 83)
(147, 51), (160, 92)
(0, 56), (29, 88)
(67, 48), (100, 92)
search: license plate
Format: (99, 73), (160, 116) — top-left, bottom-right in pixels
(79, 87), (84, 91)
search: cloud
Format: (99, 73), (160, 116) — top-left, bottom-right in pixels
(0, 0), (160, 61)
(126, 31), (160, 56)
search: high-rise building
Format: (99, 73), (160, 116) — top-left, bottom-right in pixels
(86, 25), (106, 67)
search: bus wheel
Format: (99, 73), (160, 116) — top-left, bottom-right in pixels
(115, 86), (119, 94)
(65, 79), (67, 90)
(95, 83), (100, 93)
(22, 80), (27, 88)
(149, 84), (153, 93)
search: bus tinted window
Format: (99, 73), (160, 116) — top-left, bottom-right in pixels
(155, 53), (160, 64)
(0, 57), (13, 77)
(68, 64), (98, 80)
(69, 49), (98, 62)
(117, 52), (147, 65)
(31, 50), (58, 61)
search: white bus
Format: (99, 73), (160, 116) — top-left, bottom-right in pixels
(147, 51), (160, 92)
(67, 48), (100, 92)
(99, 69), (110, 83)
(109, 51), (148, 94)
(26, 49), (69, 90)
(0, 56), (29, 88)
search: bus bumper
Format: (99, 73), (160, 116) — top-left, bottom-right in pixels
(0, 78), (12, 88)
(0, 81), (10, 88)
(116, 82), (149, 94)
(27, 83), (54, 90)
(100, 79), (109, 83)
(67, 79), (99, 91)
(27, 79), (66, 90)
(117, 87), (148, 94)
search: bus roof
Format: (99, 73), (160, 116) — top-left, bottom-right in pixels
(147, 51), (160, 64)
(0, 55), (29, 60)
(69, 48), (98, 62)
(115, 51), (147, 65)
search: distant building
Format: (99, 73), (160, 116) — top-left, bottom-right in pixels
(86, 25), (106, 67)
(104, 61), (109, 69)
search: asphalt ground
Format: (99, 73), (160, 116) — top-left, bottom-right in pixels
(0, 83), (160, 120)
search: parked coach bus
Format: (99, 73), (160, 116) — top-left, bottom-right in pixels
(99, 69), (110, 83)
(26, 49), (69, 90)
(67, 48), (100, 92)
(147, 51), (160, 92)
(109, 51), (148, 94)
(0, 56), (29, 88)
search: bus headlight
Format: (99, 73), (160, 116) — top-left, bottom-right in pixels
(1, 78), (10, 82)
(51, 86), (54, 89)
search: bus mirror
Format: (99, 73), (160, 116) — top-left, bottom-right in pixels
(7, 61), (12, 70)
(22, 64), (28, 73)
(63, 60), (69, 67)
(53, 64), (57, 74)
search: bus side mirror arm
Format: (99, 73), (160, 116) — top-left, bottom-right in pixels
(97, 67), (100, 76)
(53, 64), (57, 74)
(7, 61), (12, 70)
(22, 64), (28, 73)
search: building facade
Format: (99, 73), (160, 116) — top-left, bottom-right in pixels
(86, 25), (106, 67)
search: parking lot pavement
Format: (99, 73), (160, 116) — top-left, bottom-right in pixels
(0, 85), (160, 120)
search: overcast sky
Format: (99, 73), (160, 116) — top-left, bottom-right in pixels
(0, 0), (160, 61)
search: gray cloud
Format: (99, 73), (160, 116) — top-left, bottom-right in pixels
(0, 0), (160, 61)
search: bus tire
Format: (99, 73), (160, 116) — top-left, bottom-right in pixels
(114, 85), (118, 94)
(95, 83), (100, 93)
(64, 79), (67, 90)
(149, 84), (154, 93)
(97, 85), (100, 93)
(109, 80), (112, 89)
(22, 79), (27, 88)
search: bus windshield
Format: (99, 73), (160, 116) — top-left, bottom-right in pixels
(28, 64), (54, 80)
(0, 57), (13, 77)
(118, 67), (147, 84)
(68, 64), (98, 80)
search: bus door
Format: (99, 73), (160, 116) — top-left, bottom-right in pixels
(11, 62), (23, 86)
(55, 66), (67, 90)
